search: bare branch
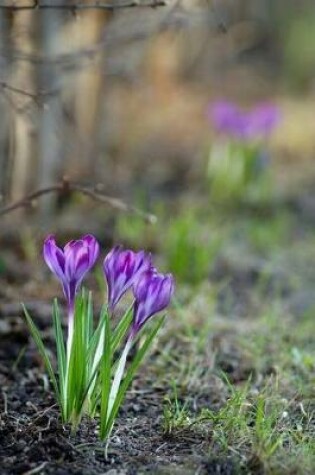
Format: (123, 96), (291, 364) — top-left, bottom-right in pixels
(0, 1), (166, 11)
(0, 178), (157, 224)
(0, 81), (56, 100)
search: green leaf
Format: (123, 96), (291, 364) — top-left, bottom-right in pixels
(86, 304), (107, 365)
(87, 305), (133, 409)
(23, 304), (61, 407)
(82, 305), (109, 414)
(100, 311), (112, 439)
(107, 338), (132, 422)
(52, 299), (66, 415)
(111, 306), (133, 353)
(67, 293), (88, 423)
(86, 291), (94, 358)
(103, 316), (165, 440)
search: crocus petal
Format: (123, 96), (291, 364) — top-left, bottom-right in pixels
(132, 271), (174, 333)
(103, 245), (122, 308)
(43, 234), (100, 309)
(74, 248), (90, 280)
(83, 234), (100, 267)
(64, 240), (87, 281)
(43, 235), (66, 283)
(103, 246), (152, 310)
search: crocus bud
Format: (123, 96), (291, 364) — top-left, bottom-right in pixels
(103, 246), (152, 311)
(43, 234), (100, 312)
(131, 270), (174, 336)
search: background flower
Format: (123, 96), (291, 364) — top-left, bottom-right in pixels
(208, 100), (280, 140)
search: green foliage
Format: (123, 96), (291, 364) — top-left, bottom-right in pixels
(0, 256), (6, 275)
(161, 374), (310, 470)
(114, 201), (162, 249)
(163, 211), (221, 285)
(24, 292), (106, 427)
(115, 213), (150, 248)
(23, 304), (60, 405)
(245, 214), (291, 253)
(283, 11), (315, 90)
(201, 384), (285, 465)
(207, 141), (272, 205)
(202, 376), (253, 452)
(163, 381), (191, 434)
(101, 317), (164, 442)
(24, 292), (164, 443)
(157, 269), (314, 474)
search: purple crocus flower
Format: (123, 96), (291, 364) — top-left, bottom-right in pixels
(103, 246), (152, 311)
(131, 270), (174, 337)
(208, 100), (280, 140)
(208, 101), (240, 135)
(43, 234), (100, 339)
(247, 103), (280, 138)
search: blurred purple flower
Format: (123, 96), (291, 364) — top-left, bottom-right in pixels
(43, 234), (100, 314)
(208, 101), (240, 135)
(131, 270), (174, 336)
(208, 100), (280, 140)
(103, 246), (152, 311)
(248, 103), (280, 137)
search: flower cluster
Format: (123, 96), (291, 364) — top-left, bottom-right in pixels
(25, 235), (174, 441)
(208, 100), (280, 141)
(206, 100), (280, 203)
(44, 236), (173, 344)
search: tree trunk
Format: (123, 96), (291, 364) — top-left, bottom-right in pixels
(37, 10), (64, 216)
(9, 10), (36, 202)
(72, 9), (111, 181)
(0, 11), (10, 201)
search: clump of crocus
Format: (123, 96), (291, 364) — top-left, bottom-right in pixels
(24, 236), (174, 443)
(206, 100), (280, 202)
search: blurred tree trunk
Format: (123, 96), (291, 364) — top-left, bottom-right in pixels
(72, 9), (111, 181)
(9, 10), (36, 202)
(0, 11), (10, 201)
(37, 10), (63, 216)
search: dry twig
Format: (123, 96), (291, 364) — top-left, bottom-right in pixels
(0, 178), (157, 223)
(0, 1), (166, 11)
(0, 81), (56, 101)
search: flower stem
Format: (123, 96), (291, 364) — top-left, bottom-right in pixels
(64, 304), (74, 419)
(88, 326), (105, 398)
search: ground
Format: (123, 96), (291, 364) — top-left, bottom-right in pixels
(0, 173), (314, 474)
